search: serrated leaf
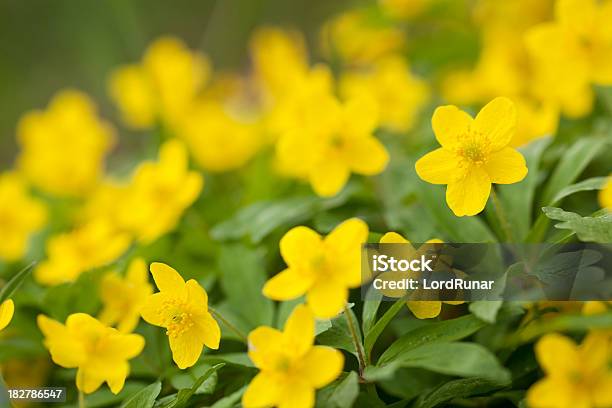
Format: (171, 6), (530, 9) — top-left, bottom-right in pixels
(377, 314), (485, 366)
(120, 381), (161, 408)
(316, 372), (359, 408)
(542, 207), (612, 243)
(0, 262), (35, 303)
(366, 342), (510, 384)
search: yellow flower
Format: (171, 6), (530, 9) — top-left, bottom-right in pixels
(117, 139), (203, 243)
(34, 219), (131, 286)
(242, 304), (344, 408)
(263, 218), (368, 318)
(249, 27), (308, 101)
(379, 232), (463, 319)
(415, 97), (528, 216)
(340, 56), (430, 133)
(583, 301), (612, 315)
(99, 258), (153, 333)
(180, 100), (261, 172)
(320, 10), (405, 65)
(16, 89), (115, 196)
(108, 36), (210, 130)
(276, 96), (389, 197)
(511, 97), (559, 147)
(527, 332), (612, 408)
(525, 0), (612, 118)
(600, 176), (612, 210)
(0, 172), (46, 262)
(0, 299), (15, 332)
(37, 313), (144, 394)
(140, 262), (220, 369)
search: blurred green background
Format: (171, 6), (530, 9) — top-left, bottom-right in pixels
(0, 0), (356, 167)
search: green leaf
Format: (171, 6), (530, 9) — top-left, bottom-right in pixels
(362, 288), (383, 337)
(218, 244), (274, 327)
(201, 353), (254, 368)
(366, 342), (510, 384)
(469, 301), (503, 324)
(417, 183), (495, 242)
(120, 381), (161, 408)
(551, 176), (608, 204)
(364, 300), (405, 360)
(415, 378), (500, 408)
(0, 262), (35, 303)
(377, 314), (485, 366)
(158, 363), (225, 408)
(516, 312), (612, 342)
(497, 137), (551, 240)
(210, 189), (352, 243)
(540, 137), (606, 206)
(170, 364), (218, 395)
(542, 207), (612, 242)
(316, 372), (360, 408)
(317, 308), (362, 357)
(209, 386), (247, 408)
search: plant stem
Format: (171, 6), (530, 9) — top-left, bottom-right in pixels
(491, 188), (514, 242)
(209, 307), (248, 343)
(78, 390), (86, 408)
(343, 305), (367, 378)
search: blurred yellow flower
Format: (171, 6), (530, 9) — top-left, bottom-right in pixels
(16, 89), (115, 196)
(527, 332), (612, 408)
(99, 258), (152, 333)
(0, 172), (46, 262)
(242, 304), (343, 408)
(180, 101), (261, 172)
(583, 301), (612, 315)
(117, 139), (203, 243)
(263, 218), (368, 318)
(511, 97), (559, 147)
(321, 10), (405, 65)
(141, 262), (220, 369)
(109, 36), (210, 130)
(600, 176), (612, 210)
(276, 97), (388, 197)
(0, 299), (15, 332)
(416, 97), (527, 216)
(34, 219), (131, 286)
(340, 56), (430, 133)
(249, 27), (308, 101)
(525, 0), (612, 118)
(37, 313), (144, 394)
(379, 232), (463, 319)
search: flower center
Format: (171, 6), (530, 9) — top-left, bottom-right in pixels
(275, 355), (293, 372)
(161, 300), (194, 338)
(456, 130), (490, 165)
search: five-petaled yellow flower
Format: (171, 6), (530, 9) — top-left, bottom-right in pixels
(37, 313), (144, 394)
(263, 218), (368, 318)
(0, 172), (47, 262)
(99, 258), (153, 333)
(0, 299), (15, 332)
(379, 232), (463, 319)
(242, 304), (344, 408)
(141, 262), (220, 369)
(416, 97), (527, 216)
(527, 332), (612, 408)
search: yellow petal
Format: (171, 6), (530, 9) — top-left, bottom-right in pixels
(556, 0), (596, 37)
(104, 332), (145, 360)
(37, 314), (87, 368)
(307, 279), (348, 318)
(247, 326), (284, 370)
(593, 373), (612, 407)
(415, 148), (461, 184)
(343, 97), (379, 135)
(309, 159), (350, 197)
(473, 97), (516, 152)
(76, 367), (105, 394)
(599, 177), (612, 210)
(299, 346), (344, 388)
(380, 232), (409, 244)
(278, 379), (315, 408)
(193, 312), (221, 350)
(578, 332), (609, 373)
(105, 361), (130, 395)
(126, 257), (148, 284)
(150, 262), (185, 294)
(484, 147), (528, 184)
(140, 292), (173, 327)
(431, 105), (473, 147)
(0, 299), (14, 331)
(263, 268), (314, 301)
(345, 136), (389, 175)
(446, 166), (491, 216)
(242, 372), (281, 408)
(280, 226), (323, 269)
(535, 333), (579, 375)
(185, 279), (208, 308)
(283, 304), (314, 357)
(169, 329), (204, 369)
(527, 378), (576, 408)
(407, 301), (442, 319)
(325, 218), (368, 253)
